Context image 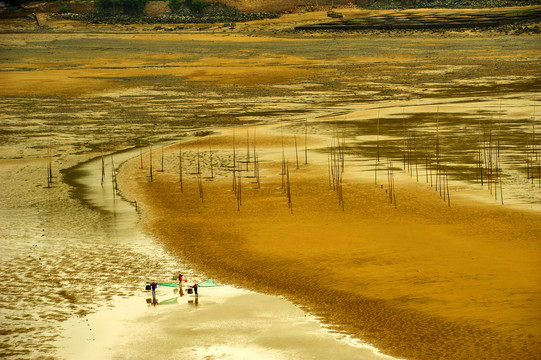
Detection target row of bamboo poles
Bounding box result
[527,109,540,188]
[82,107,538,212]
[374,113,400,208]
[133,124,308,212]
[328,132,345,210]
[383,106,539,207]
[476,117,504,204]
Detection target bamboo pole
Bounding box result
[101,139,105,187]
[281,134,286,192]
[253,126,257,159]
[295,135,299,169]
[160,139,164,172]
[255,152,260,188]
[233,129,237,193]
[47,139,52,188]
[447,173,450,207]
[287,161,293,214]
[403,109,407,171]
[149,144,153,182]
[179,139,183,192]
[429,157,433,187]
[425,157,429,183]
[331,142,336,190]
[414,135,418,182]
[198,173,203,202]
[111,155,116,198]
[376,111,380,163]
[393,172,397,209]
[246,127,250,171]
[443,168,446,202]
[304,118,308,165]
[237,167,242,211]
[375,114,380,185]
[197,145,201,175]
[233,157,237,194]
[435,107,440,192]
[387,161,392,203]
[341,132,345,173]
[209,136,214,179]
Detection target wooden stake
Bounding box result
[304,119,308,165]
[233,129,237,193]
[101,139,105,187]
[149,144,153,182]
[295,135,299,169]
[111,155,116,198]
[197,146,201,175]
[160,140,164,172]
[179,140,183,192]
[47,139,52,188]
[209,136,214,179]
[246,127,250,171]
[447,173,450,207]
[376,111,380,163]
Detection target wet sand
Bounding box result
[57,284,394,360]
[117,126,541,360]
[1,7,541,359]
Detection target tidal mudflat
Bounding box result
[1,8,540,359]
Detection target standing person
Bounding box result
[178,273,183,286]
[193,283,198,297]
[150,281,158,305]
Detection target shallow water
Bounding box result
[1,30,540,359]
[0,151,189,358]
[0,145,395,359]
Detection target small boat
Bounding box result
[327,10,343,19]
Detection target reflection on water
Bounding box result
[0,150,189,359]
[1,93,539,358]
[56,280,396,360]
[0,146,395,360]
[295,97,541,210]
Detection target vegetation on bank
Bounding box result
[95,0,149,16]
[81,0,278,23]
[94,0,213,16]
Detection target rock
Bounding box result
[35,13,49,27]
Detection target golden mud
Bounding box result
[117,128,541,360]
[2,8,541,358]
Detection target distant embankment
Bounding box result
[295,6,541,32]
[203,0,541,12]
[2,0,540,20]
